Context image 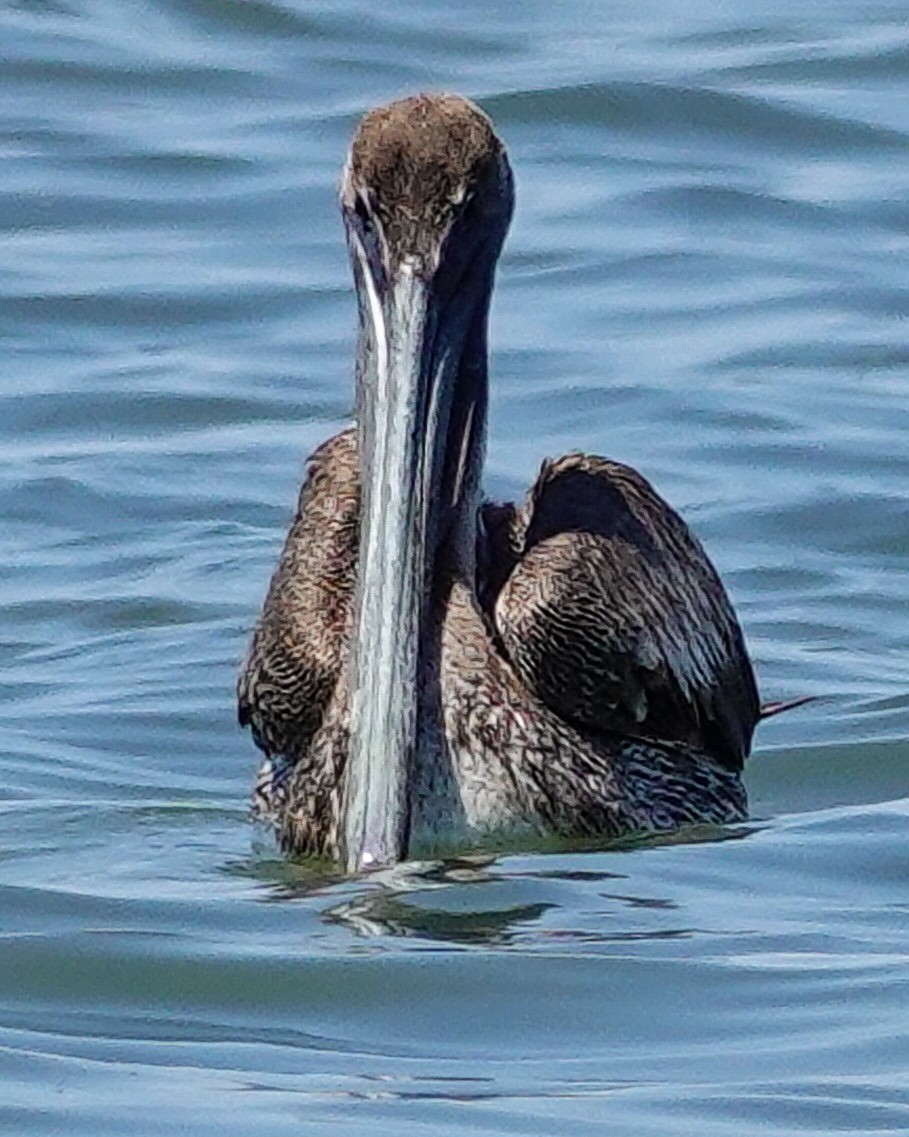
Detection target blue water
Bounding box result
[2,2,908,1134]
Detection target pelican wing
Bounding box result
[490,453,759,771]
[237,428,358,761]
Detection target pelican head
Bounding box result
[339,94,514,871]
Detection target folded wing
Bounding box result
[237,428,358,762]
[489,453,759,772]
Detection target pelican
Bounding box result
[238,92,779,872]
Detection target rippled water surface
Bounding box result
[3,1,909,1134]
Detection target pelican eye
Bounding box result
[354,192,376,236]
[350,191,386,286]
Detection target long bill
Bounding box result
[343,267,449,872]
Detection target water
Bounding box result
[2,1,908,1133]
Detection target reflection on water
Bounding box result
[236,827,760,947]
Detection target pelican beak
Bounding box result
[343,250,488,872]
[343,267,432,871]
[340,133,511,872]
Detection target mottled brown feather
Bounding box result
[493,453,759,771]
[239,428,757,856]
[238,428,357,761]
[347,93,504,265]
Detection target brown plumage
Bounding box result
[347,94,505,268]
[238,428,357,763]
[491,452,757,771]
[238,93,781,870]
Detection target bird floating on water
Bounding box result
[238,92,797,872]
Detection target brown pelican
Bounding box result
[238,92,770,872]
